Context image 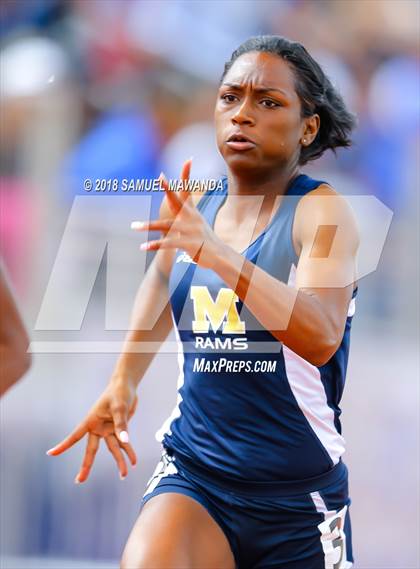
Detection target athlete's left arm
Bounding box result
[289,185,359,364]
[210,185,359,367]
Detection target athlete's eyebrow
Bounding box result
[221,82,290,98]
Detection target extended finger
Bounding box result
[110,400,130,444]
[160,174,184,214]
[179,158,193,203]
[118,396,137,466]
[119,441,137,467]
[131,219,174,233]
[140,238,204,256]
[75,433,100,483]
[140,237,182,252]
[180,157,192,182]
[105,434,128,479]
[46,422,88,456]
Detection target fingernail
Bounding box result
[120,473,126,481]
[189,156,194,162]
[119,430,129,443]
[140,242,150,251]
[74,477,81,484]
[131,221,145,230]
[46,448,54,455]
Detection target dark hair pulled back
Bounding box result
[221,35,357,165]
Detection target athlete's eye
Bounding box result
[261,99,281,109]
[220,94,238,104]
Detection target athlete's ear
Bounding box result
[301,114,320,146]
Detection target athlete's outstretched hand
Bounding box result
[131,159,224,269]
[46,379,138,483]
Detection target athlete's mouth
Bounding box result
[226,133,256,151]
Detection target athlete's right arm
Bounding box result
[111,159,197,388]
[45,194,178,483]
[111,246,175,382]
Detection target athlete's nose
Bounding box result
[231,98,255,126]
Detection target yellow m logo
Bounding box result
[190,286,246,334]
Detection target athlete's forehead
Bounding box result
[221,51,298,101]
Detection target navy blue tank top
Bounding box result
[156,173,357,486]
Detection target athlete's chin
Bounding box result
[223,152,264,173]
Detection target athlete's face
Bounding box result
[214,52,316,175]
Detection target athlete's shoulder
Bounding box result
[293,179,360,258]
[308,182,337,195]
[296,179,357,225]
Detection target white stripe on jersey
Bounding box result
[310,491,337,517]
[311,496,352,569]
[347,297,356,317]
[155,314,185,442]
[143,453,178,497]
[285,264,346,464]
[282,344,346,464]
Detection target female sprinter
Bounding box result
[47,36,358,568]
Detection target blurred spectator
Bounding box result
[0,0,66,37]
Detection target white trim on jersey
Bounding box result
[282,344,346,464]
[284,264,346,465]
[347,297,356,318]
[155,314,185,442]
[310,491,337,517]
[310,494,352,569]
[143,453,178,497]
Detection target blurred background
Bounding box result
[0,0,418,568]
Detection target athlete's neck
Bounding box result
[219,166,300,226]
[226,166,300,197]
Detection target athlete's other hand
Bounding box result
[46,379,138,483]
[131,158,223,269]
